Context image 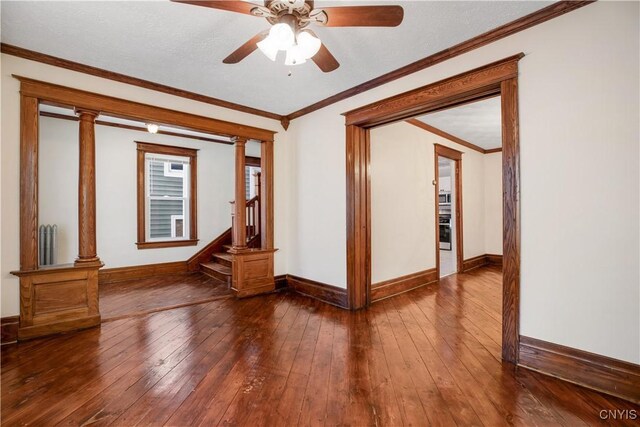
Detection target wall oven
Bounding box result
[439,215,452,250]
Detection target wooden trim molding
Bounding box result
[407,119,496,154]
[344,54,519,127]
[344,54,522,363]
[286,275,348,309]
[40,111,234,145]
[1,43,284,122]
[4,3,592,127]
[288,1,594,120]
[136,141,198,249]
[519,336,640,404]
[462,254,503,272]
[1,316,19,345]
[434,143,464,274]
[14,75,276,142]
[245,156,261,167]
[99,261,188,285]
[371,268,437,302]
[274,274,288,290]
[136,240,199,250]
[485,147,502,154]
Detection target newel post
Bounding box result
[74,108,101,266]
[231,137,247,251]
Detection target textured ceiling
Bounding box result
[417,96,502,150]
[2,1,551,116]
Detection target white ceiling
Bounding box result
[1,1,551,116]
[417,96,502,150]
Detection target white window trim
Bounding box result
[164,161,185,178]
[170,215,185,238]
[145,153,191,242]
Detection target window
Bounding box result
[245,156,261,200]
[136,142,198,249]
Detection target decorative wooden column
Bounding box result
[74,109,101,266]
[11,97,101,340]
[260,139,274,250]
[231,137,248,252]
[229,138,277,298]
[19,95,40,271]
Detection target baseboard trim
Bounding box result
[285,275,348,309]
[99,261,188,285]
[519,336,640,404]
[18,315,101,341]
[486,254,503,266]
[1,316,19,345]
[371,268,438,302]
[462,253,503,272]
[274,274,288,290]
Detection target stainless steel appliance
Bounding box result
[439,215,452,250]
[438,193,451,205]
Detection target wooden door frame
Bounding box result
[434,144,464,277]
[343,53,522,363]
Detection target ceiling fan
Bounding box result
[171,0,404,72]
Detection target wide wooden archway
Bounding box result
[12,76,277,339]
[342,54,523,363]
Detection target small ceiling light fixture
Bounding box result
[146,123,159,134]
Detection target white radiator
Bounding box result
[39,224,58,266]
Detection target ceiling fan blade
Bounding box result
[311,42,340,73]
[320,5,404,27]
[223,30,269,64]
[171,0,263,16]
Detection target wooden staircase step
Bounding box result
[200,262,231,285]
[212,252,233,268]
[223,244,232,251]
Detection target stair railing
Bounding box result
[230,171,261,248]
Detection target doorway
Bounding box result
[435,148,463,278]
[344,54,522,363]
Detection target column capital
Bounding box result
[232,136,248,146]
[74,108,100,120]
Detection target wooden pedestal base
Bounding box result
[230,249,276,298]
[11,264,102,340]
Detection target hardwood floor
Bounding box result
[99,272,233,321]
[2,266,638,426]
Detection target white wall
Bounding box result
[370,122,434,283]
[1,54,290,317]
[484,152,503,255]
[370,121,492,283]
[288,2,639,363]
[39,116,238,267]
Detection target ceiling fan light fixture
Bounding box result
[284,44,307,66]
[296,30,321,59]
[257,37,279,61]
[268,22,295,50]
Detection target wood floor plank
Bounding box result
[2,268,637,426]
[369,300,432,425]
[297,299,336,426]
[389,296,484,426]
[113,296,269,426]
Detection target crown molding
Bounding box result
[2,1,594,129]
[0,43,285,123]
[405,118,498,154]
[286,0,595,121]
